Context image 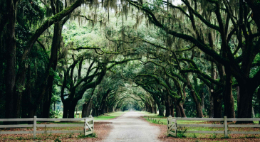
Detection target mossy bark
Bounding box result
[42,21,62,118]
[175,99,186,117]
[82,101,93,118]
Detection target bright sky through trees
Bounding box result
[173,0,182,5]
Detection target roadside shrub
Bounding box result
[78,132,97,138]
[54,138,61,142]
[177,127,187,138]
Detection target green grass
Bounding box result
[36,111,126,124]
[142,112,206,125]
[0,112,125,141]
[139,111,159,116]
[141,111,167,124]
[94,111,126,121]
[145,117,206,125]
[142,112,260,139]
[77,132,97,138]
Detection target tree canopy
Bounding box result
[0,0,260,119]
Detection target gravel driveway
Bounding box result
[102,111,160,142]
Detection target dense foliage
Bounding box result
[0,0,260,119]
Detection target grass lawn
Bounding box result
[142,112,260,139]
[0,111,125,141]
[141,112,205,125]
[94,111,126,121]
[36,111,126,123]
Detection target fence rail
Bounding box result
[0,116,94,138]
[167,116,260,137]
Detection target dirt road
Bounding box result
[103,111,160,142]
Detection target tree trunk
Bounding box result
[175,103,181,117]
[100,90,111,115]
[223,72,235,118]
[68,102,77,118]
[237,83,254,119]
[175,101,186,117]
[213,92,222,118]
[256,88,260,124]
[42,94,52,118]
[26,108,35,124]
[187,76,203,118]
[92,107,98,117]
[195,100,203,118]
[108,107,113,113]
[190,90,203,118]
[165,105,170,117]
[158,105,164,116]
[211,62,223,118]
[179,103,186,117]
[82,100,92,117]
[153,103,157,114]
[201,93,204,110]
[148,104,152,113]
[237,86,240,115]
[21,95,28,118]
[145,103,148,112]
[5,0,17,118]
[14,67,27,118]
[0,50,4,117]
[62,100,69,118]
[21,66,33,119]
[170,101,174,117]
[208,61,216,118]
[151,103,155,113]
[151,94,163,115]
[208,87,214,118]
[101,103,107,114]
[106,106,109,113]
[252,107,255,118]
[42,79,53,118]
[165,97,170,117]
[63,99,78,118]
[42,21,62,118]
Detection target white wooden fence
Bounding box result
[167,116,260,137]
[0,115,94,138]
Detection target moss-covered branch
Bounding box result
[71,46,125,55]
[135,74,179,98]
[127,0,230,67]
[181,0,220,31]
[22,0,83,61]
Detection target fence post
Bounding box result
[167,115,172,136]
[84,118,87,136]
[89,115,94,133]
[174,118,177,137]
[224,116,228,137]
[33,116,37,139]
